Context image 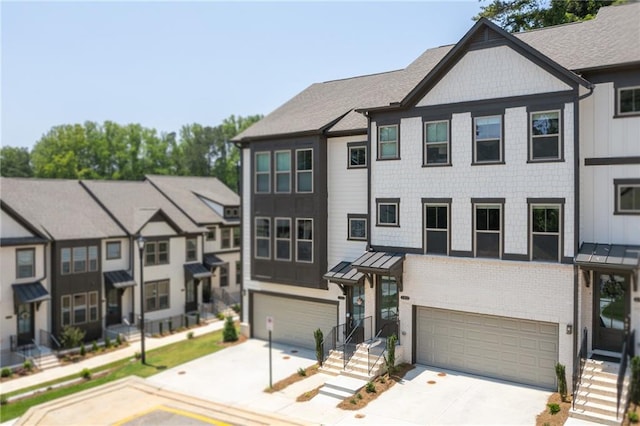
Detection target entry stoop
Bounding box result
[570,358,628,426]
[318,375,367,400]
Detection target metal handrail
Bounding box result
[374,319,401,344]
[617,329,634,419]
[572,327,588,410]
[368,344,387,376]
[341,316,372,368]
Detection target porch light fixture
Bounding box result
[137,235,146,364]
[356,297,364,306]
[566,324,573,335]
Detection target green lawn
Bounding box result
[0,328,237,422]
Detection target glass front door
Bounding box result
[347,284,365,341]
[17,303,34,346]
[106,287,122,326]
[185,279,197,313]
[377,276,399,338]
[594,272,629,352]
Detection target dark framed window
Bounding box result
[296,218,313,263]
[73,293,87,324]
[106,241,121,260]
[88,291,99,322]
[530,204,561,262]
[618,87,640,115]
[379,276,398,320]
[255,217,271,259]
[255,152,270,193]
[16,248,35,279]
[61,295,71,326]
[145,240,170,266]
[186,237,197,261]
[61,248,71,275]
[221,228,231,249]
[73,247,87,273]
[424,120,449,165]
[530,110,560,161]
[296,149,313,193]
[348,214,367,241]
[348,143,367,168]
[144,280,170,312]
[233,227,240,247]
[378,125,399,160]
[424,204,449,255]
[615,179,640,214]
[275,218,291,261]
[236,260,241,285]
[219,264,229,287]
[206,227,216,241]
[275,150,291,193]
[88,246,98,271]
[474,115,502,163]
[376,199,399,227]
[474,204,502,258]
[224,207,240,219]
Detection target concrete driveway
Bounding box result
[147,339,552,425]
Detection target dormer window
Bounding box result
[224,206,240,219]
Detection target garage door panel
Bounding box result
[252,293,336,350]
[416,306,558,389]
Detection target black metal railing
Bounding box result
[368,321,400,376]
[572,327,588,410]
[617,329,635,419]
[321,326,337,365]
[39,329,61,351]
[341,316,373,368]
[373,320,401,345]
[144,314,199,335]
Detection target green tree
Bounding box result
[474,0,626,32]
[0,146,33,177]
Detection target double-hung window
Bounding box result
[296,219,313,262]
[376,199,399,227]
[233,227,240,247]
[145,280,170,312]
[348,143,367,168]
[219,264,228,287]
[275,151,291,193]
[61,295,71,326]
[424,120,449,165]
[89,291,99,322]
[255,152,270,193]
[474,203,502,258]
[378,125,399,160]
[206,227,216,241]
[474,116,502,163]
[221,228,231,249]
[186,237,197,261]
[73,247,87,273]
[61,248,71,274]
[145,240,170,266]
[424,203,449,255]
[296,149,313,192]
[275,218,291,261]
[73,293,87,324]
[235,260,241,284]
[530,204,561,262]
[615,179,640,214]
[255,217,271,259]
[530,110,561,161]
[88,246,98,271]
[16,248,35,279]
[618,87,640,115]
[347,214,367,241]
[106,241,121,259]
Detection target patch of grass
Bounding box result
[264,364,319,393]
[0,327,243,422]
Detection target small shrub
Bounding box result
[356,393,362,400]
[223,316,238,342]
[187,331,194,340]
[216,312,225,321]
[1,368,12,378]
[59,325,86,349]
[23,360,33,371]
[547,403,560,415]
[365,381,376,393]
[134,351,141,360]
[0,394,7,405]
[297,367,307,377]
[384,334,398,374]
[629,411,639,424]
[116,334,122,346]
[378,376,386,384]
[350,398,357,405]
[314,328,323,367]
[555,362,568,402]
[79,345,86,356]
[80,368,91,380]
[92,341,98,352]
[232,304,241,313]
[104,336,112,349]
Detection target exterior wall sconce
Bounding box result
[566,324,573,335]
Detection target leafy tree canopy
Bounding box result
[0,146,33,177]
[474,0,629,32]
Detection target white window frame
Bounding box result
[377,200,399,227]
[296,148,313,193]
[616,180,640,214]
[106,241,121,260]
[16,248,35,279]
[530,204,561,262]
[61,295,71,326]
[274,217,292,261]
[72,247,87,273]
[254,217,271,259]
[424,203,449,255]
[88,291,99,322]
[473,204,502,258]
[274,150,291,193]
[296,218,314,263]
[530,110,561,161]
[254,151,271,193]
[61,248,71,275]
[348,144,367,168]
[474,115,502,164]
[145,280,170,312]
[424,120,450,165]
[221,228,232,249]
[618,86,640,116]
[73,293,87,325]
[88,245,98,272]
[186,237,197,261]
[378,124,399,160]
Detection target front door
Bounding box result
[347,284,365,342]
[594,272,630,352]
[376,275,399,338]
[185,279,198,313]
[17,303,34,346]
[106,287,122,326]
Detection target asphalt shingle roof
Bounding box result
[0,178,126,240]
[235,3,640,141]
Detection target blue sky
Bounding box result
[1,1,482,150]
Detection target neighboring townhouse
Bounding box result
[0,178,128,350]
[233,1,640,397]
[146,175,242,306]
[81,180,210,326]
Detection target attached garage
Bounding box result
[415,306,558,389]
[251,292,338,350]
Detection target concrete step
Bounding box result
[569,409,622,426]
[318,375,367,400]
[575,389,619,408]
[37,355,61,370]
[572,398,619,418]
[317,387,353,400]
[578,381,620,398]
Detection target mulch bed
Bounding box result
[337,363,415,410]
[535,392,571,426]
[264,363,320,393]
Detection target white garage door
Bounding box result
[415,306,558,389]
[252,293,337,350]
